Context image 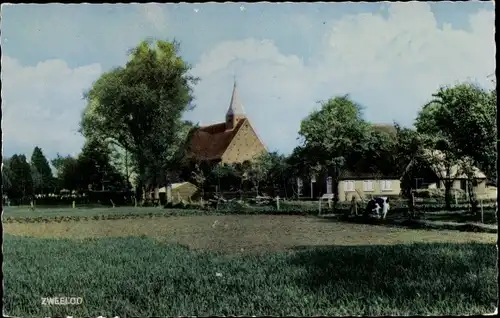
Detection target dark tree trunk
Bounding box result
[467,179,478,214]
[444,181,453,211]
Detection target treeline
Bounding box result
[3,140,131,205]
[2,39,496,213]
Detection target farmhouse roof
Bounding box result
[371,123,397,136]
[186,118,247,161]
[340,170,400,180]
[420,149,487,179]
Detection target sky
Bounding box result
[1,2,496,161]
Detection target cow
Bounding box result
[365,197,390,219]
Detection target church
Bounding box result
[186,81,267,165]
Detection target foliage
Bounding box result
[299,96,369,169]
[298,96,374,200]
[81,39,199,195]
[51,155,80,191]
[2,158,13,192]
[4,154,33,199]
[30,146,55,193]
[77,138,126,191]
[348,125,398,175]
[415,83,496,211]
[416,83,496,180]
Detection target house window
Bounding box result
[363,180,374,192]
[460,179,467,190]
[381,180,393,191]
[344,180,355,192]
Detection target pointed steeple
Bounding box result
[226,79,245,116]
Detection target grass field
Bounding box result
[3,214,498,316]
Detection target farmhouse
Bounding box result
[298,171,401,202]
[186,81,267,164]
[404,150,489,197]
[336,171,401,201]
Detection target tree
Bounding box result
[108,142,134,190]
[30,146,54,194]
[2,158,13,195]
[348,125,398,176]
[77,138,126,191]
[298,95,370,201]
[81,39,199,201]
[246,155,271,196]
[415,83,496,211]
[31,164,43,194]
[7,154,33,200]
[395,125,427,217]
[51,155,80,192]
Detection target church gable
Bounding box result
[186,80,266,164]
[186,120,245,161]
[221,120,267,163]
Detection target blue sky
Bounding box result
[1,2,495,161]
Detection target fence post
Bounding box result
[318,198,321,215]
[276,196,280,211]
[480,200,484,223]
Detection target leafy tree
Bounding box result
[415,83,496,211]
[77,138,126,191]
[30,146,54,194]
[298,95,370,201]
[416,83,496,180]
[6,154,33,199]
[210,163,236,195]
[107,142,134,190]
[81,39,199,201]
[30,164,43,194]
[2,158,13,194]
[247,153,274,195]
[348,125,398,176]
[51,155,80,191]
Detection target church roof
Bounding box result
[226,81,245,116]
[186,118,247,161]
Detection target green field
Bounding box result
[3,235,497,316]
[3,212,498,316]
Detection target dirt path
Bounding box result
[4,215,496,253]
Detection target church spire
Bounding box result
[227,79,245,116]
[225,79,246,130]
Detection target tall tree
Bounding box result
[298,95,370,200]
[415,83,496,211]
[30,146,54,194]
[51,155,80,191]
[416,83,496,180]
[2,158,13,195]
[80,39,199,201]
[7,154,33,199]
[77,138,125,191]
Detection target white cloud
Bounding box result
[2,3,495,158]
[189,3,495,154]
[140,3,169,31]
[2,56,102,158]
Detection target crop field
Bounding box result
[3,213,498,316]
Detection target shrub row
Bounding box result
[165,200,495,213]
[2,209,316,223]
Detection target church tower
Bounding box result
[225,80,246,130]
